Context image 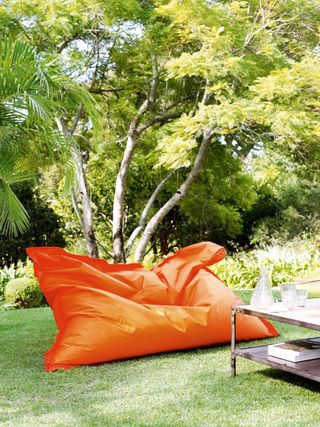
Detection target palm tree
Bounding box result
[0,38,98,239]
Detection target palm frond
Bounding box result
[35,66,54,97]
[52,75,101,131]
[0,178,30,236]
[0,124,24,155]
[24,93,56,121]
[0,160,34,236]
[0,39,57,105]
[0,103,26,125]
[0,37,99,236]
[62,154,76,194]
[0,38,36,68]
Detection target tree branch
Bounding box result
[112,52,160,262]
[201,78,211,105]
[56,34,81,53]
[95,238,113,258]
[90,87,125,94]
[70,187,84,230]
[55,116,70,135]
[69,105,83,135]
[244,6,302,49]
[134,128,215,262]
[125,166,184,257]
[149,52,158,105]
[137,111,182,134]
[130,52,159,131]
[56,117,99,258]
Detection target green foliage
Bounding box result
[249,56,320,169]
[247,152,320,246]
[83,134,258,258]
[176,144,257,247]
[0,265,21,300]
[4,277,42,308]
[3,0,144,51]
[1,0,319,263]
[0,184,66,267]
[0,35,101,238]
[0,259,34,302]
[156,0,320,178]
[0,38,55,235]
[213,239,320,290]
[0,38,63,235]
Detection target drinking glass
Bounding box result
[296,289,308,308]
[281,283,297,309]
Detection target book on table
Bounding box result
[268,337,320,362]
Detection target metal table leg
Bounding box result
[231,306,237,376]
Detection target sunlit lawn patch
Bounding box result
[1,291,320,427]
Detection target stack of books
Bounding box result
[268,337,320,362]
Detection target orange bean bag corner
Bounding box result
[26,242,278,371]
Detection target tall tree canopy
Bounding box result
[2,0,319,262]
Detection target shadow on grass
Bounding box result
[260,368,320,391]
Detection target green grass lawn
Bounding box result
[1,291,320,427]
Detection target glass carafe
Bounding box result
[250,266,274,309]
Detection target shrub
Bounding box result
[0,265,16,299]
[4,278,43,308]
[212,238,320,289]
[0,260,35,301]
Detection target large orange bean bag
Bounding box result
[27,242,277,371]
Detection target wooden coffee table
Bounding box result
[231,298,320,382]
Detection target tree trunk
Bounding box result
[125,166,183,258]
[72,147,99,258]
[111,53,187,263]
[56,118,99,258]
[112,132,137,263]
[134,129,214,263]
